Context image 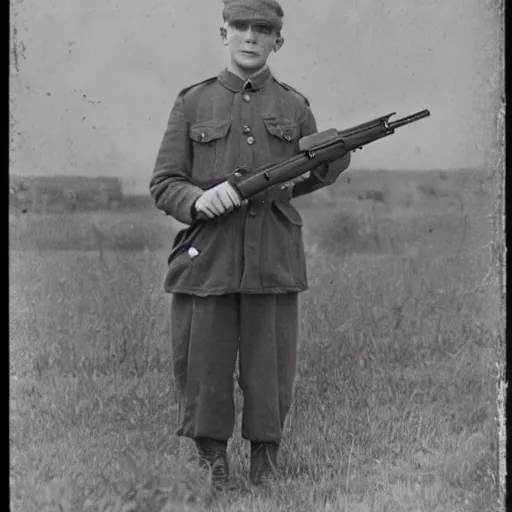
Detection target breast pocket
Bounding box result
[189,120,231,182]
[263,118,300,158]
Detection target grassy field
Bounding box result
[9,170,505,511]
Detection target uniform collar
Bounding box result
[218,66,272,92]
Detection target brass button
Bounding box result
[234,171,242,179]
[247,136,255,145]
[284,135,292,142]
[243,125,251,134]
[243,93,251,102]
[200,132,206,140]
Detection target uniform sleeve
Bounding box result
[149,95,204,225]
[292,105,351,199]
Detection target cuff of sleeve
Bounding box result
[190,200,198,223]
[157,186,204,225]
[181,188,204,225]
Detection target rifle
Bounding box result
[225,109,430,200]
[192,109,430,222]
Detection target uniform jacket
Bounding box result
[150,67,349,296]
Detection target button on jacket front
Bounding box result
[150,67,341,296]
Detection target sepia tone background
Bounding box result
[11,0,502,193]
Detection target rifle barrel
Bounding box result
[388,109,430,130]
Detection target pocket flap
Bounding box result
[263,118,299,142]
[189,120,231,143]
[272,200,304,226]
[167,224,202,265]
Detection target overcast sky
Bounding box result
[11,0,502,193]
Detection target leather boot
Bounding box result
[194,438,229,489]
[250,442,279,485]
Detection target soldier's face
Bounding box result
[222,21,283,73]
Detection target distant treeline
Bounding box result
[10,175,124,213]
[10,169,490,214]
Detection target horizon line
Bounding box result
[10,167,488,180]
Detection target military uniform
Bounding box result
[151,68,346,295]
[149,0,350,486]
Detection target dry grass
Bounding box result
[9,171,504,511]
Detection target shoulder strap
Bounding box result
[178,76,217,97]
[273,78,310,107]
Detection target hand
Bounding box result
[194,181,241,219]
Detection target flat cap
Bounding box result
[222,0,284,32]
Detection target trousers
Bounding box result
[170,292,299,443]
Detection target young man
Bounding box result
[150,0,350,489]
